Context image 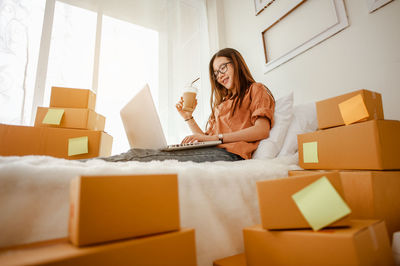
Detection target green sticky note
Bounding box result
[68,136,88,156]
[303,142,318,163]
[42,109,64,125]
[292,176,351,231]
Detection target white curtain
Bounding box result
[159,0,211,144]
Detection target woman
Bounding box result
[176,48,274,160]
[102,48,275,162]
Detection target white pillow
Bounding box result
[252,91,293,159]
[278,102,318,157]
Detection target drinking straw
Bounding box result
[191,77,200,86]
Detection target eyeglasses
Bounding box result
[213,62,231,79]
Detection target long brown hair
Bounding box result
[208,48,255,124]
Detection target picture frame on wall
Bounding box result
[261,0,305,66]
[254,0,275,16]
[261,0,349,74]
[366,0,393,13]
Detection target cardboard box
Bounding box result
[298,120,400,170]
[50,87,96,110]
[213,254,246,266]
[289,170,400,240]
[0,124,112,160]
[243,220,394,266]
[69,174,180,246]
[316,89,384,129]
[257,172,350,230]
[35,107,105,131]
[0,228,197,266]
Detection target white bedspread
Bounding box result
[0,154,300,266]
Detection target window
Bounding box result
[97,15,159,155]
[1,1,159,156]
[0,0,45,125]
[43,1,97,107]
[1,0,208,157]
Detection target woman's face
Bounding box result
[213,56,234,90]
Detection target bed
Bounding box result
[0,93,318,266]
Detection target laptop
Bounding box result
[120,84,221,151]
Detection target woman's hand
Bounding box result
[181,134,218,144]
[175,97,197,120]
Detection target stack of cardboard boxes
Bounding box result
[214,89,398,266]
[0,174,197,265]
[0,87,113,159]
[294,89,400,240]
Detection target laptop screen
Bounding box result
[120,84,167,149]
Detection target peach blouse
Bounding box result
[206,82,275,159]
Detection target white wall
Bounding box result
[213,0,400,120]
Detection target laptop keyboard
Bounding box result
[163,140,222,151]
[169,142,205,148]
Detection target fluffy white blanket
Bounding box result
[0,154,300,266]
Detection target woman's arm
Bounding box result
[175,97,204,135]
[219,117,270,143]
[185,118,204,135]
[181,117,270,144]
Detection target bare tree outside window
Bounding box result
[0,0,45,125]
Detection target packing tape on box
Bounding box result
[369,225,378,251]
[393,232,400,265]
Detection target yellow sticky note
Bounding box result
[292,176,351,231]
[303,142,318,163]
[338,94,369,125]
[68,136,88,156]
[42,109,64,125]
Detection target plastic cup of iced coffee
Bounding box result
[182,85,198,112]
